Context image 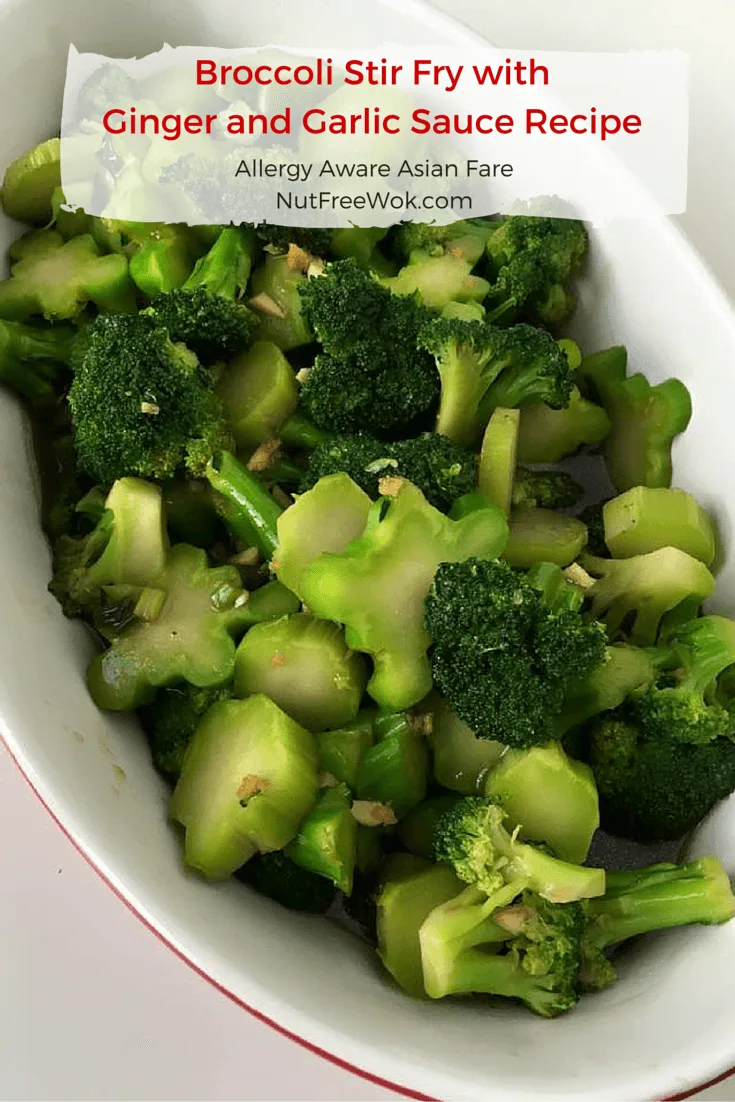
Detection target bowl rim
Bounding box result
[4,0,735,1097]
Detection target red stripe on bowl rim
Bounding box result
[2,732,733,1102]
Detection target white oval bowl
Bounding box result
[3,1,735,1098]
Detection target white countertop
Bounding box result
[3,2,735,1099]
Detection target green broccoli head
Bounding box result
[254,225,333,255]
[587,712,735,841]
[69,313,233,486]
[426,558,607,748]
[0,316,75,411]
[484,216,588,327]
[297,259,439,437]
[301,431,477,512]
[235,849,336,913]
[392,218,492,262]
[147,227,257,365]
[511,467,583,511]
[138,681,232,781]
[418,316,575,447]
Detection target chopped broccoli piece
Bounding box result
[517,388,611,463]
[49,187,92,240]
[398,796,462,860]
[418,317,574,447]
[504,508,588,568]
[578,502,609,557]
[587,712,735,841]
[301,432,477,513]
[0,232,136,321]
[512,468,584,511]
[392,219,493,262]
[138,682,233,782]
[249,254,314,351]
[576,345,628,404]
[426,559,606,748]
[581,857,735,990]
[484,216,588,327]
[478,407,519,516]
[91,220,201,297]
[234,613,368,732]
[86,543,253,711]
[384,250,490,311]
[162,479,221,549]
[428,694,504,795]
[484,742,599,863]
[255,226,332,255]
[205,450,283,559]
[216,340,299,451]
[316,713,375,790]
[285,782,357,894]
[69,314,232,486]
[147,227,257,364]
[300,481,508,711]
[356,712,429,820]
[581,547,715,646]
[433,796,604,902]
[420,882,586,1016]
[603,486,716,565]
[1,137,61,224]
[298,259,439,437]
[0,316,74,410]
[601,374,692,492]
[169,694,317,880]
[236,849,336,913]
[556,643,663,736]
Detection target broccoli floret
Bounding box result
[86,543,254,711]
[391,219,493,262]
[255,226,333,255]
[69,313,233,486]
[580,858,735,991]
[297,259,439,437]
[170,694,318,880]
[301,432,477,512]
[556,642,664,736]
[0,317,74,410]
[418,317,575,447]
[419,882,586,1017]
[0,232,136,321]
[433,796,604,902]
[587,713,735,841]
[147,227,257,364]
[299,480,508,712]
[138,682,232,782]
[236,849,336,913]
[578,503,609,557]
[512,468,583,511]
[628,616,735,745]
[484,216,588,327]
[426,559,606,748]
[581,548,715,646]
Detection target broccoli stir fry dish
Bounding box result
[4,136,735,1020]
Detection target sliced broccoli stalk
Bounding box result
[556,643,662,736]
[581,547,715,646]
[384,251,490,310]
[162,479,221,549]
[285,782,357,894]
[377,857,464,998]
[234,613,367,732]
[0,316,74,409]
[601,375,692,491]
[249,254,313,350]
[603,486,716,565]
[511,468,583,511]
[577,345,627,404]
[205,450,283,559]
[9,227,64,263]
[433,796,605,902]
[169,695,318,880]
[419,883,585,1016]
[503,508,588,568]
[300,481,508,711]
[147,227,257,364]
[441,300,486,322]
[217,340,299,450]
[86,544,253,710]
[50,187,93,239]
[279,411,331,450]
[517,387,611,463]
[478,407,519,516]
[92,220,200,296]
[398,795,461,860]
[330,226,390,269]
[138,682,232,782]
[356,712,429,819]
[428,694,504,795]
[1,137,61,223]
[0,233,136,321]
[484,742,599,863]
[316,712,375,789]
[274,472,372,599]
[588,713,735,841]
[49,477,168,619]
[238,580,301,625]
[236,850,336,913]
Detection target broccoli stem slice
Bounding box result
[237,580,300,626]
[182,225,254,299]
[1,137,61,224]
[586,857,735,949]
[206,451,282,559]
[603,486,716,566]
[217,340,299,451]
[602,374,692,492]
[356,712,429,820]
[517,388,611,464]
[478,407,519,517]
[285,782,357,894]
[428,694,504,795]
[279,412,331,450]
[398,796,462,860]
[316,713,375,789]
[503,508,588,569]
[249,254,313,351]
